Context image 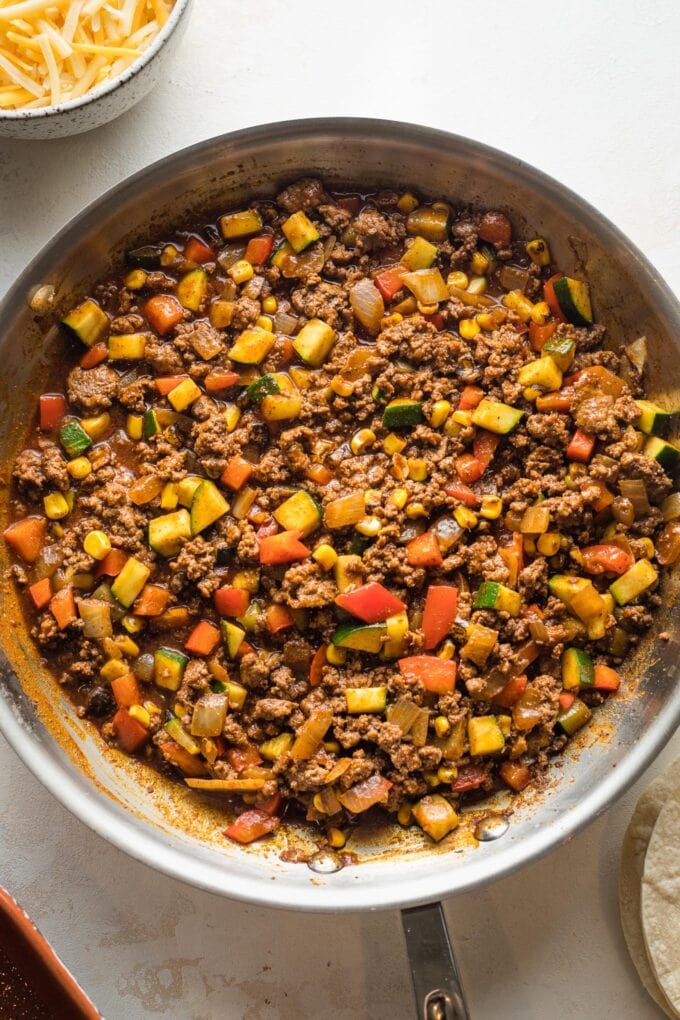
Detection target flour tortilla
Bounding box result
[642,775,680,1017]
[619,756,680,1018]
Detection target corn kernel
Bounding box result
[437,640,456,661]
[502,290,533,321]
[393,295,417,316]
[443,418,463,437]
[454,506,478,529]
[143,700,161,715]
[126,414,143,441]
[405,502,428,519]
[115,634,140,657]
[100,659,129,682]
[326,645,346,665]
[397,803,413,826]
[497,714,512,736]
[83,529,111,560]
[224,404,241,432]
[380,313,403,329]
[228,259,254,284]
[383,432,406,456]
[81,413,111,441]
[523,537,537,556]
[313,543,338,571]
[323,740,341,754]
[476,308,507,331]
[459,318,480,340]
[437,765,459,784]
[173,703,184,718]
[537,532,561,556]
[447,271,469,290]
[331,375,354,397]
[417,301,438,316]
[255,315,273,332]
[124,269,147,290]
[261,295,278,314]
[640,537,655,559]
[350,428,377,455]
[470,251,490,276]
[51,523,64,538]
[429,400,451,428]
[67,456,91,480]
[523,386,543,402]
[452,410,473,426]
[365,488,381,506]
[327,827,347,849]
[390,488,409,510]
[434,715,451,738]
[391,453,410,481]
[530,301,551,325]
[397,191,419,214]
[525,238,551,267]
[424,770,441,788]
[209,300,235,329]
[129,704,151,728]
[122,614,145,634]
[160,244,179,267]
[44,492,70,520]
[480,495,503,520]
[467,276,488,295]
[355,515,382,537]
[407,458,429,482]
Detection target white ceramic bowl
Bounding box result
[0,0,192,140]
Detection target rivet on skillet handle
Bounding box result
[401,902,470,1020]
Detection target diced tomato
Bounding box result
[305,463,333,486]
[593,664,621,692]
[559,692,576,711]
[49,586,76,630]
[224,809,279,844]
[96,548,128,577]
[398,656,457,694]
[566,428,596,462]
[227,745,262,773]
[256,517,279,539]
[158,741,209,778]
[374,265,408,302]
[444,482,478,508]
[499,760,531,792]
[455,453,484,485]
[458,385,485,411]
[535,388,574,413]
[220,455,254,491]
[270,336,295,369]
[133,584,170,616]
[185,621,221,656]
[529,320,557,352]
[204,370,240,393]
[543,274,566,322]
[3,517,46,563]
[236,640,256,659]
[39,393,67,431]
[499,533,524,589]
[335,194,362,215]
[144,294,184,336]
[422,585,458,650]
[588,481,615,513]
[335,582,406,624]
[79,343,108,369]
[258,530,310,565]
[472,429,500,471]
[155,375,187,395]
[258,791,282,816]
[309,644,327,687]
[111,671,142,709]
[450,764,488,793]
[244,235,274,265]
[184,236,215,264]
[265,603,295,634]
[28,577,52,610]
[424,312,445,330]
[493,673,528,709]
[406,531,443,568]
[580,544,634,576]
[214,586,250,617]
[112,708,149,754]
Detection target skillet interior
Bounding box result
[0,119,679,912]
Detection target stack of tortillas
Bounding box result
[619,755,680,1018]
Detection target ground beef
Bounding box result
[276,177,327,213]
[67,364,119,412]
[353,207,406,252]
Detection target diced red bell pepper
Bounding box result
[493,673,528,709]
[566,428,596,462]
[204,370,240,393]
[28,577,52,610]
[270,336,295,369]
[237,641,256,663]
[184,236,215,264]
[214,586,250,617]
[529,320,557,352]
[258,530,310,565]
[79,343,108,369]
[227,745,262,772]
[50,586,77,630]
[265,603,295,634]
[406,531,443,568]
[374,265,408,302]
[535,388,574,413]
[593,664,621,692]
[335,581,406,624]
[309,644,327,687]
[543,274,567,322]
[335,194,362,215]
[224,809,279,844]
[398,656,457,694]
[112,708,149,754]
[479,211,512,246]
[158,741,209,778]
[473,429,500,471]
[133,584,170,616]
[258,791,282,816]
[444,482,478,508]
[96,548,128,577]
[450,764,488,793]
[220,455,254,491]
[185,621,221,656]
[244,235,274,265]
[580,544,634,576]
[424,312,445,330]
[3,517,46,563]
[155,375,188,395]
[111,671,143,709]
[144,294,184,336]
[39,393,67,431]
[559,692,576,711]
[422,585,458,650]
[458,385,485,411]
[588,481,615,513]
[499,533,524,589]
[455,453,484,485]
[499,761,531,792]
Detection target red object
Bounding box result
[79,342,108,369]
[473,429,500,471]
[245,235,274,265]
[224,809,279,844]
[28,577,52,610]
[3,517,46,563]
[374,266,407,302]
[398,656,457,694]
[450,764,488,793]
[270,336,295,368]
[335,581,406,624]
[159,741,209,778]
[204,369,240,392]
[133,584,170,616]
[144,294,184,336]
[559,692,576,711]
[49,586,76,630]
[478,211,512,247]
[236,640,256,659]
[588,481,615,513]
[543,274,567,322]
[455,452,484,485]
[220,455,254,491]
[309,644,327,687]
[111,672,142,709]
[581,544,634,576]
[227,745,262,773]
[335,194,362,215]
[265,603,295,634]
[184,236,215,264]
[39,393,67,431]
[185,620,221,656]
[112,708,149,753]
[499,533,524,588]
[535,388,574,413]
[499,761,531,792]
[406,531,443,568]
[493,673,528,708]
[256,517,279,539]
[529,320,557,352]
[96,548,127,577]
[259,791,283,816]
[422,585,458,650]
[424,312,445,330]
[155,375,187,395]
[214,586,250,617]
[258,530,310,565]
[566,428,596,462]
[458,385,485,411]
[444,482,478,508]
[593,664,621,691]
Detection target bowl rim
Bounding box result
[0,0,191,121]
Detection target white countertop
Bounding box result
[1,1,679,1016]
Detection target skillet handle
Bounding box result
[401,902,470,1020]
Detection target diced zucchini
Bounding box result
[635,399,675,437]
[557,697,592,736]
[609,559,658,606]
[380,611,409,659]
[176,268,208,312]
[154,647,188,692]
[518,356,563,392]
[345,686,387,713]
[406,206,450,242]
[259,732,294,760]
[61,299,109,347]
[473,581,521,617]
[548,574,590,606]
[164,717,201,753]
[232,568,260,593]
[190,480,230,536]
[468,716,505,755]
[292,318,336,367]
[224,680,248,710]
[552,276,593,327]
[273,491,321,537]
[331,621,386,653]
[471,399,524,434]
[334,554,362,593]
[542,335,576,372]
[382,399,423,429]
[561,647,594,690]
[58,420,92,458]
[221,619,246,658]
[219,209,263,239]
[126,245,162,269]
[143,409,160,440]
[148,509,192,556]
[168,378,202,412]
[643,435,680,470]
[247,373,281,402]
[176,476,204,508]
[270,240,293,268]
[282,211,320,253]
[111,557,151,608]
[228,326,276,364]
[261,391,302,422]
[108,333,147,360]
[401,236,438,271]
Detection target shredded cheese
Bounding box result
[0,0,174,109]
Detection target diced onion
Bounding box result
[661,492,680,521]
[350,278,385,335]
[512,686,549,732]
[190,694,228,738]
[528,619,549,643]
[217,243,246,271]
[657,521,680,566]
[624,336,648,374]
[77,598,112,639]
[337,774,392,813]
[499,265,530,293]
[388,697,421,735]
[134,653,155,683]
[325,491,365,529]
[273,309,299,334]
[313,786,342,815]
[402,268,449,305]
[460,624,498,668]
[430,516,464,553]
[520,505,550,535]
[34,543,63,580]
[290,708,333,761]
[619,478,650,516]
[410,708,429,747]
